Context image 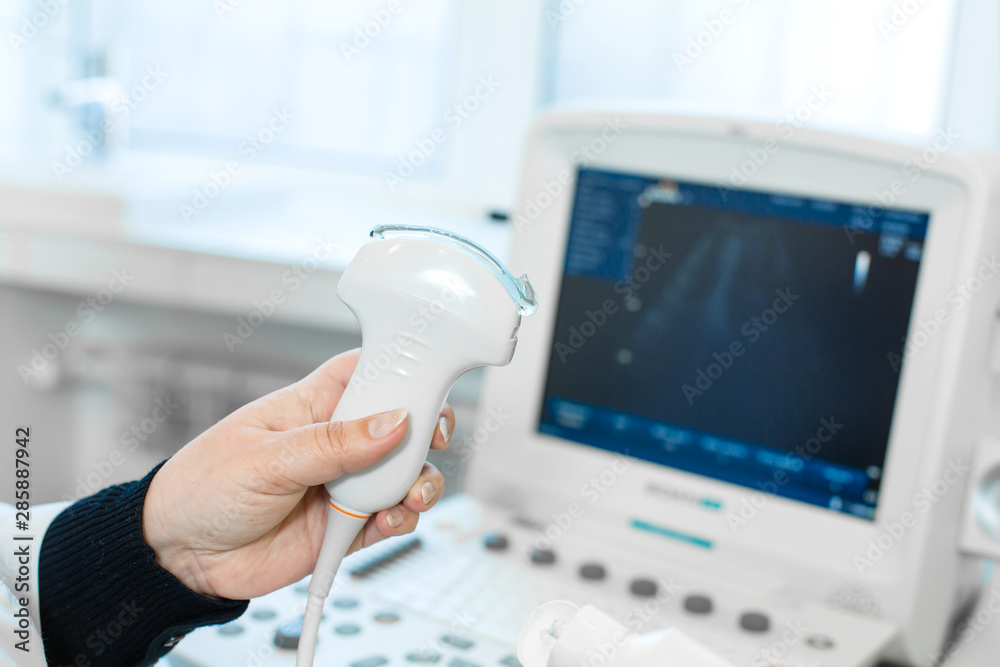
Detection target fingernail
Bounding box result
[386,508,403,527]
[438,417,451,444]
[421,481,436,505]
[369,408,408,438]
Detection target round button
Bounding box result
[530,549,556,565]
[374,611,401,624]
[683,595,714,615]
[218,623,244,636]
[806,635,836,650]
[251,608,277,621]
[483,532,509,551]
[406,651,441,663]
[332,597,360,609]
[579,563,607,580]
[274,619,303,649]
[351,657,388,667]
[630,578,658,597]
[335,623,362,636]
[739,612,771,633]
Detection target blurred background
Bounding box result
[1,0,998,505]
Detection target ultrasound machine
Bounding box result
[170,113,1000,667]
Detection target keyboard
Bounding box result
[166,494,897,667]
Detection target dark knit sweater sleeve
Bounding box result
[38,461,249,666]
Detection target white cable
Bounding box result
[295,507,368,667]
[296,593,324,667]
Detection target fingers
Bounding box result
[430,404,455,451]
[376,504,420,536]
[401,462,443,513]
[346,463,445,552]
[240,350,362,432]
[268,350,459,449]
[291,349,363,423]
[352,505,419,552]
[277,408,408,488]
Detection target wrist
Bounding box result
[142,470,214,597]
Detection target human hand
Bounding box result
[141,349,453,600]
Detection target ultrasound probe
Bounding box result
[296,225,536,666]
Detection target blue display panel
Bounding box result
[538,168,931,520]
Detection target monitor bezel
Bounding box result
[467,112,986,602]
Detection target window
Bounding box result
[1,0,992,240]
[1,0,543,221]
[544,0,960,142]
[116,0,458,172]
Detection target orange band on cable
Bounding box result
[329,499,371,520]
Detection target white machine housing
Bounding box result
[469,111,1000,665]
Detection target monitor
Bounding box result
[538,167,930,522]
[468,112,1000,664]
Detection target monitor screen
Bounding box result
[538,167,931,521]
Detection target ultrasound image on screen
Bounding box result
[538,169,930,520]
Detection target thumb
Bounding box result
[276,408,409,488]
